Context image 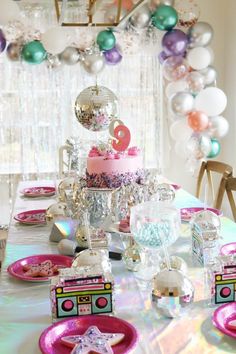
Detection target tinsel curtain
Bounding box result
[0,1,165,185]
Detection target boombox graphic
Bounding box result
[51,274,113,320]
[214,265,236,304]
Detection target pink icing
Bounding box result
[88,146,101,157]
[105,152,115,160]
[87,155,142,174]
[128,146,140,156]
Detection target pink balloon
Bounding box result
[187,111,209,132]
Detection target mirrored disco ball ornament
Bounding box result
[152,269,194,318]
[154,183,175,203]
[75,86,118,131]
[122,242,142,272]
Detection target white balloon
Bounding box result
[195,87,227,116]
[187,47,212,70]
[208,116,229,139]
[170,119,193,141]
[41,27,69,55]
[165,80,189,98]
[0,0,20,25]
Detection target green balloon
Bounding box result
[96,30,116,51]
[152,4,178,31]
[207,139,221,158]
[22,41,47,64]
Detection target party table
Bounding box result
[0,180,236,354]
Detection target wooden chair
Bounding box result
[196,161,233,210]
[224,177,236,221]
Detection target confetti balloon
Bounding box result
[97,30,116,51]
[175,0,200,29]
[152,4,178,31]
[186,71,205,95]
[74,86,118,131]
[187,111,209,132]
[187,134,211,159]
[21,41,47,64]
[163,55,190,81]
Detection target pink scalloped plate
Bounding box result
[213,302,236,339]
[14,209,47,225]
[171,184,181,190]
[39,315,139,354]
[21,186,56,197]
[220,242,236,256]
[180,207,222,221]
[7,254,72,282]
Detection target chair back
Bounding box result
[196,161,233,210]
[225,176,236,221]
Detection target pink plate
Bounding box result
[220,242,236,256]
[7,254,72,282]
[14,209,47,225]
[21,186,56,197]
[39,315,138,354]
[171,184,181,190]
[180,207,222,221]
[212,302,236,339]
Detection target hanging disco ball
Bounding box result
[74,86,118,131]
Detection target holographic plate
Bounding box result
[180,207,222,221]
[39,315,138,354]
[7,254,72,282]
[14,209,46,225]
[220,242,236,256]
[213,302,236,339]
[21,186,56,197]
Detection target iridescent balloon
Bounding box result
[74,86,118,131]
[6,41,23,61]
[60,46,80,65]
[163,55,190,81]
[104,46,122,65]
[82,52,105,75]
[207,116,229,139]
[207,139,221,158]
[170,92,194,116]
[0,29,6,53]
[130,5,151,29]
[188,22,214,48]
[186,71,205,95]
[21,41,47,64]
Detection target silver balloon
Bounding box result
[130,5,151,29]
[170,92,194,116]
[47,53,62,69]
[207,116,229,139]
[186,71,205,95]
[82,52,105,75]
[75,85,118,131]
[60,46,80,65]
[161,0,175,5]
[200,65,217,86]
[152,269,194,318]
[6,41,23,61]
[188,22,214,48]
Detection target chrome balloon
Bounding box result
[200,65,217,86]
[188,21,214,48]
[170,92,194,117]
[82,51,105,75]
[130,5,151,29]
[60,46,80,65]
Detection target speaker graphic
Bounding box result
[215,267,236,304]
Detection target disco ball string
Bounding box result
[0,0,228,167]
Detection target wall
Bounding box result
[163,0,227,198]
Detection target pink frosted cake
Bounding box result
[86,145,144,188]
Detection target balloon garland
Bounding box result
[0,0,228,168]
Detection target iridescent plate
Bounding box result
[7,254,72,282]
[21,186,56,197]
[39,315,138,354]
[220,242,236,256]
[14,209,47,225]
[180,207,222,221]
[212,302,236,339]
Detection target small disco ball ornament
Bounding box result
[154,183,175,203]
[74,86,118,131]
[122,242,142,272]
[160,256,188,274]
[152,269,194,318]
[45,202,69,224]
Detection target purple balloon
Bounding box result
[158,50,169,64]
[162,29,188,56]
[104,47,122,65]
[0,29,6,53]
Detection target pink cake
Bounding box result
[86,145,144,188]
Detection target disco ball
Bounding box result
[74,85,118,131]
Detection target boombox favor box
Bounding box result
[50,267,114,322]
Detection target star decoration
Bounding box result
[61,325,124,354]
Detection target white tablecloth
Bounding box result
[0,180,236,354]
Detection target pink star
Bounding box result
[61,325,124,354]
